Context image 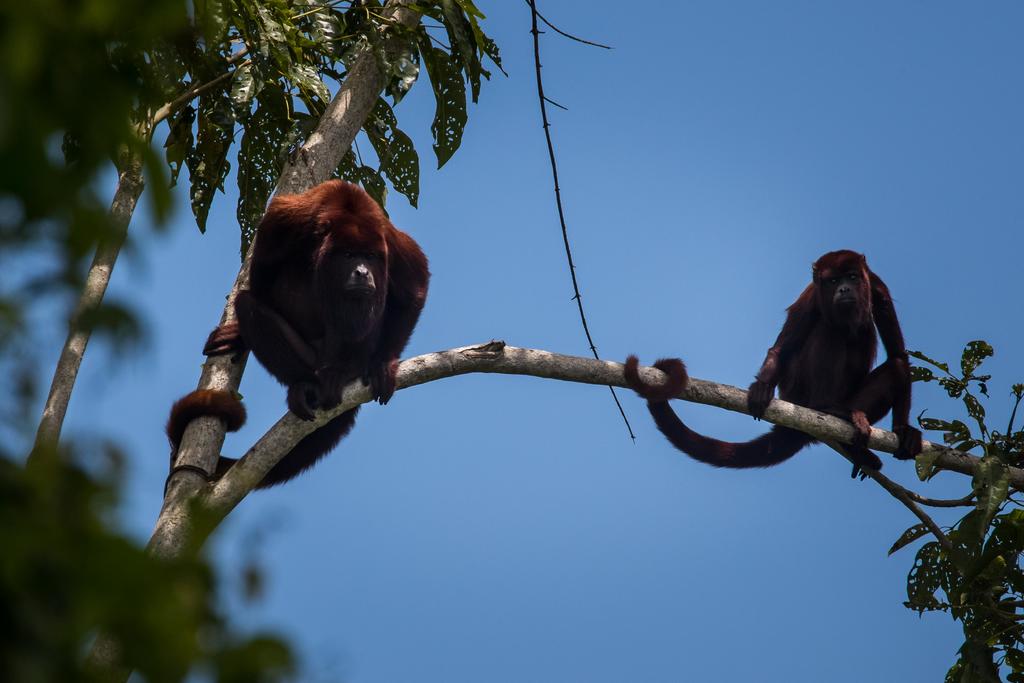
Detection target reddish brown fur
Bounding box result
[168,180,429,488]
[626,250,922,477]
[623,357,688,402]
[166,389,246,451]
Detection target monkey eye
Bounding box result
[828,277,839,285]
[848,273,859,281]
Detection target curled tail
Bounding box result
[166,389,246,480]
[166,388,358,489]
[624,356,811,468]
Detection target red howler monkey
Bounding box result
[167,180,429,488]
[625,250,921,478]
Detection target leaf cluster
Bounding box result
[0,450,294,682]
[160,0,502,256]
[895,343,1024,681]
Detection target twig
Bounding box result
[823,440,953,552]
[543,95,568,111]
[523,0,612,49]
[152,51,250,126]
[527,0,634,441]
[904,491,975,508]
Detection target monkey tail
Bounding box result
[625,356,812,468]
[624,355,689,401]
[166,389,247,475]
[646,402,812,468]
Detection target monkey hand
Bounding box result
[746,380,775,419]
[892,425,923,460]
[849,449,883,480]
[287,382,320,421]
[203,322,245,360]
[849,410,873,451]
[364,358,398,405]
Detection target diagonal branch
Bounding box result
[822,440,953,551]
[31,49,249,461]
[30,153,145,459]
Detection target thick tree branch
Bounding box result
[145,343,1016,557]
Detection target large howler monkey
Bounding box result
[625,250,921,478]
[167,180,430,488]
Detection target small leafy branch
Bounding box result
[160,0,503,254]
[896,342,1024,682]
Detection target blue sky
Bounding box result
[45,2,1024,681]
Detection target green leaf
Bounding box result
[906,541,945,611]
[336,149,388,212]
[195,0,229,47]
[420,42,467,168]
[164,105,195,188]
[1006,648,1024,673]
[961,340,994,377]
[236,87,290,257]
[185,91,235,232]
[300,0,341,47]
[909,349,950,374]
[972,456,1010,524]
[357,167,387,209]
[939,376,968,399]
[920,417,957,432]
[889,523,931,556]
[388,53,421,104]
[916,448,940,481]
[363,98,420,207]
[911,365,937,383]
[289,63,330,105]
[964,393,986,424]
[381,128,419,206]
[230,62,263,117]
[441,0,482,101]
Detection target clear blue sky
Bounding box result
[49,2,1024,681]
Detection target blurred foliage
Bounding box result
[895,342,1024,682]
[0,0,189,396]
[0,450,294,682]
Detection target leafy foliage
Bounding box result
[897,343,1024,681]
[158,0,502,255]
[0,451,293,681]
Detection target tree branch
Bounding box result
[151,50,248,126]
[32,45,247,459]
[29,152,145,460]
[822,440,953,552]
[144,343,1013,553]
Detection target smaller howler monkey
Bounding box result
[625,250,921,478]
[167,180,429,488]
